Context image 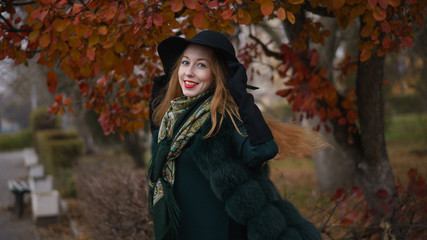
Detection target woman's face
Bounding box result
[178,44,214,98]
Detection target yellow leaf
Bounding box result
[237,8,251,25]
[68,36,81,48]
[287,11,296,24]
[277,7,287,21]
[28,30,40,42]
[260,0,274,16]
[115,41,126,54]
[88,34,100,46]
[76,24,90,37]
[98,25,108,35]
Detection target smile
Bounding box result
[184,80,198,88]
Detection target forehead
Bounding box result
[182,44,214,60]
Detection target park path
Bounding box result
[0,150,38,240]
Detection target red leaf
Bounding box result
[184,0,196,9]
[332,188,346,201]
[47,70,58,93]
[377,189,389,198]
[401,36,413,47]
[171,0,183,12]
[153,13,163,27]
[378,0,388,9]
[368,0,378,9]
[193,12,206,28]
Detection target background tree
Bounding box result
[1,0,425,221]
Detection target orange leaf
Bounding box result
[52,19,67,32]
[287,11,296,24]
[39,33,51,48]
[277,8,286,21]
[47,70,58,93]
[332,0,345,9]
[221,9,234,20]
[387,0,401,7]
[373,6,386,21]
[171,0,183,12]
[260,0,274,16]
[360,49,372,62]
[380,21,391,32]
[288,0,304,4]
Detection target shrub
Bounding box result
[75,159,153,240]
[35,129,83,197]
[35,129,83,173]
[316,169,427,239]
[0,129,32,152]
[30,107,61,132]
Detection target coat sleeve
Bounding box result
[232,126,279,168]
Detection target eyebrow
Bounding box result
[182,55,210,62]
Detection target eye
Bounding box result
[181,60,189,65]
[197,62,207,68]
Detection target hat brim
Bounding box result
[158,36,238,76]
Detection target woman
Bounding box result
[148,30,323,240]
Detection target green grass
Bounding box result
[385,113,427,143]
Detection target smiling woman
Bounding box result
[178,44,214,97]
[148,30,322,240]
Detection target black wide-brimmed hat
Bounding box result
[158,30,239,76]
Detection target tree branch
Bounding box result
[248,33,283,60]
[0,14,32,32]
[10,1,35,6]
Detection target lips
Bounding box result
[184,80,198,88]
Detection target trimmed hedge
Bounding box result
[35,129,83,197]
[0,129,32,152]
[30,107,61,132]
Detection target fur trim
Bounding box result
[190,116,322,240]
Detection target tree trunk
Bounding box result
[124,132,146,168]
[354,52,396,213]
[281,12,396,214]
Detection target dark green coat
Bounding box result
[151,116,322,240]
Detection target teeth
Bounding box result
[185,81,197,86]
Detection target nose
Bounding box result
[184,65,195,77]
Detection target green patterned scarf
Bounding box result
[149,91,212,240]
